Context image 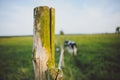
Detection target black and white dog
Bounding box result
[64,40,77,56]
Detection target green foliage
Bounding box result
[60,30,64,35]
[116,26,120,34]
[0,34,120,80]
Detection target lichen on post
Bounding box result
[33,6,50,80]
[49,8,55,68]
[33,6,62,80]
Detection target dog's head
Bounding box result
[64,40,77,49]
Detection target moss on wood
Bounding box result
[33,6,62,80]
[50,8,55,68]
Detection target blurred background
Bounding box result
[0,0,120,80]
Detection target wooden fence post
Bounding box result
[33,6,62,80]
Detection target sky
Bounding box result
[0,0,120,36]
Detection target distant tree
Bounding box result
[116,27,120,34]
[60,30,64,35]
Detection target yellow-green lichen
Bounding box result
[33,6,55,69]
[47,68,63,80]
[33,6,62,80]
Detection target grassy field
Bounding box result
[0,34,120,80]
[0,37,33,80]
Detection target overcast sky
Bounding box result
[0,0,120,36]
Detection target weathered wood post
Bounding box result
[33,6,62,80]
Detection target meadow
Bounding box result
[0,34,120,80]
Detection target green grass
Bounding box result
[0,34,120,80]
[55,34,120,80]
[0,37,33,80]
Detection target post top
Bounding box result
[34,6,54,9]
